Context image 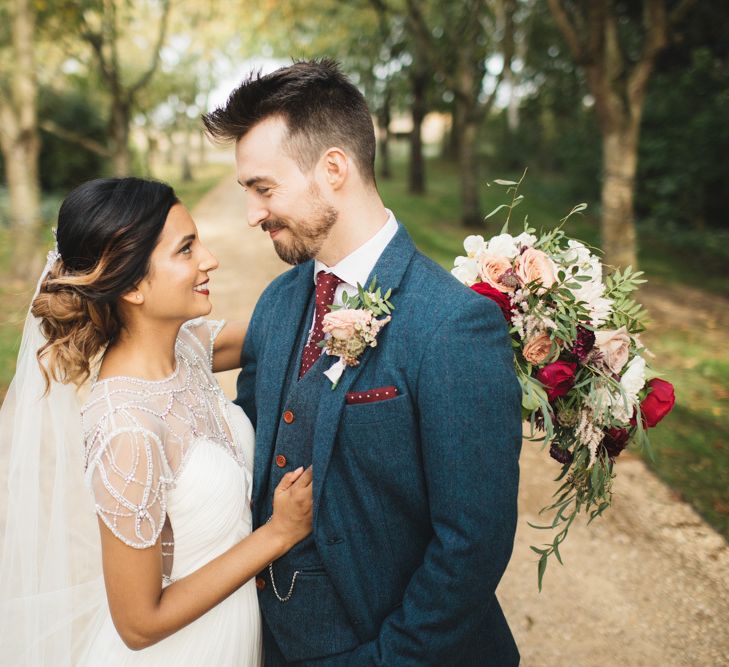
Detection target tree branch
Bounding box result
[130,0,172,96]
[669,0,698,26]
[547,0,583,63]
[39,120,112,157]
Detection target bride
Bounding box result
[0,177,312,665]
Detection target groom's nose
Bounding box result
[247,201,269,227]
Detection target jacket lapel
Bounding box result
[253,261,315,503]
[311,223,416,511]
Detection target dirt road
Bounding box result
[191,176,729,666]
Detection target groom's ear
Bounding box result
[321,147,348,191]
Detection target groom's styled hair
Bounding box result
[202,59,376,185]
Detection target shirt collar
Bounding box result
[314,209,398,287]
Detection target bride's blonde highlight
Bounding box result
[31,255,120,391]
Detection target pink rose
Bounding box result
[536,361,577,402]
[523,332,553,365]
[514,248,556,293]
[322,309,372,340]
[594,326,631,374]
[478,254,516,293]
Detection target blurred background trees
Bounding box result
[1,0,727,275]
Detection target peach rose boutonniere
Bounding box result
[320,277,393,389]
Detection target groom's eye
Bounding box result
[256,187,271,195]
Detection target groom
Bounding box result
[203,60,522,666]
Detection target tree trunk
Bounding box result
[408,71,427,194]
[601,126,639,269]
[0,0,42,278]
[109,96,131,176]
[198,129,207,166]
[458,108,482,228]
[181,124,193,182]
[376,90,391,181]
[3,135,42,277]
[442,108,460,161]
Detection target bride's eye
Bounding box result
[180,243,192,255]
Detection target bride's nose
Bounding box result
[199,247,219,272]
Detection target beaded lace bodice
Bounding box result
[81,319,251,564]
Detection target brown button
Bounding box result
[276,454,287,468]
[283,410,295,424]
[255,576,266,591]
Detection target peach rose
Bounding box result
[478,254,516,293]
[594,326,631,374]
[523,332,553,365]
[322,309,372,340]
[514,248,556,294]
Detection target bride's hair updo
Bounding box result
[32,177,179,388]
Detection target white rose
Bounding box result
[486,233,519,259]
[451,257,480,286]
[463,235,485,257]
[563,239,592,266]
[514,231,537,249]
[620,355,647,401]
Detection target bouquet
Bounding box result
[451,174,675,588]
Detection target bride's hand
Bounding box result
[270,466,313,548]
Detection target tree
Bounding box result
[547,0,697,268]
[78,0,171,176]
[0,0,41,276]
[404,0,517,227]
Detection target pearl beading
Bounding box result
[81,319,248,574]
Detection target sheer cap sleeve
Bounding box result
[178,318,225,369]
[85,409,170,549]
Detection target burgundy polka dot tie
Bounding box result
[299,271,343,378]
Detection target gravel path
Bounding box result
[191,176,729,667]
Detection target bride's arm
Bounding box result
[211,321,247,372]
[99,466,312,650]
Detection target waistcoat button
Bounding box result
[255,576,266,590]
[275,454,287,468]
[283,410,295,424]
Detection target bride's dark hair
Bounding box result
[31,177,179,388]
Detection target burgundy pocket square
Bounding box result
[345,386,399,405]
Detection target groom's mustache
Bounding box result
[262,220,288,234]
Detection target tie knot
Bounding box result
[316,270,343,297]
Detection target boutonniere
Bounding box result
[319,277,394,389]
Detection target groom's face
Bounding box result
[235,116,338,265]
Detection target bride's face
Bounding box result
[131,204,219,323]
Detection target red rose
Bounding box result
[602,428,631,458]
[535,361,577,402]
[639,378,675,428]
[470,281,513,322]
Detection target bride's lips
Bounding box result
[193,280,209,296]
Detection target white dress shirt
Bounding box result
[310,209,398,337]
[313,209,398,303]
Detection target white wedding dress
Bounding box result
[76,318,262,665]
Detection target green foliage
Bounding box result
[37,87,109,191]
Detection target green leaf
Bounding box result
[384,288,392,300]
[485,203,511,220]
[537,555,548,592]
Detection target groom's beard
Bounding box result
[263,192,337,265]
